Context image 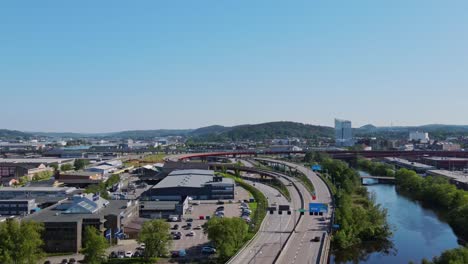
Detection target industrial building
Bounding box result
[0,162,54,185]
[422,157,468,170]
[142,169,234,201]
[383,157,435,173]
[56,171,103,187]
[139,198,189,219]
[428,170,468,190]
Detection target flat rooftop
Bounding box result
[153,170,233,189]
[169,169,215,177]
[0,158,74,164]
[424,157,468,161]
[428,170,468,184]
[0,186,77,193]
[27,199,133,223]
[384,157,435,169]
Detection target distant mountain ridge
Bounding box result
[2,122,468,141]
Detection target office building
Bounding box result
[335,119,354,147]
[26,194,139,253]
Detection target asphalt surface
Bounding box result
[228,159,301,264]
[256,158,333,264]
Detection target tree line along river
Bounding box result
[330,171,461,264]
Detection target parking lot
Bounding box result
[168,185,251,259]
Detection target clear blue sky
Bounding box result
[1,1,467,132]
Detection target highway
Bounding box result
[228,159,301,264]
[256,158,333,264]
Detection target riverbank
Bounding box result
[332,183,460,264]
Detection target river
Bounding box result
[331,171,460,264]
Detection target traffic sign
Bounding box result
[309,203,328,213]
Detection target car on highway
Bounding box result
[201,246,217,254]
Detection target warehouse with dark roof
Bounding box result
[142,169,234,201]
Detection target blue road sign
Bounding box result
[311,165,322,172]
[309,203,328,213]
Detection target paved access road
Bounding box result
[256,158,333,264]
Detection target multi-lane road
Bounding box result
[228,159,300,264]
[256,158,333,264]
[169,154,333,264]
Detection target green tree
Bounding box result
[0,220,44,264]
[74,159,90,170]
[49,163,59,171]
[205,217,249,260]
[81,226,108,264]
[431,246,468,264]
[60,164,74,172]
[138,220,172,260]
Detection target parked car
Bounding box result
[132,251,142,258]
[109,251,118,258]
[194,225,202,230]
[60,259,68,264]
[312,236,321,242]
[69,258,76,264]
[179,249,187,257]
[217,200,225,205]
[192,201,200,205]
[117,250,125,258]
[172,224,179,230]
[187,231,195,236]
[169,216,179,222]
[43,261,51,264]
[201,246,217,254]
[216,206,225,211]
[125,251,133,258]
[199,215,205,220]
[186,218,193,222]
[171,251,180,258]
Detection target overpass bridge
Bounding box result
[360,176,396,184]
[178,150,468,161]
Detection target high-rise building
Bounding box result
[335,119,354,147]
[409,131,429,143]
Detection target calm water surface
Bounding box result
[331,171,460,264]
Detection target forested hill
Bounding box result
[189,121,334,142]
[0,129,32,140]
